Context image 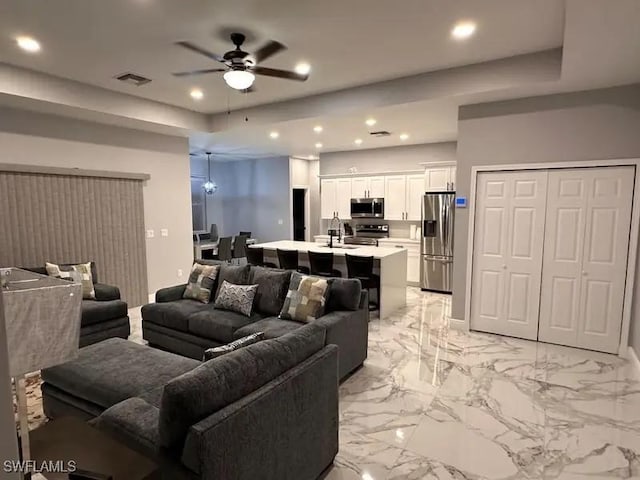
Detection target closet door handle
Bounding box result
[582,271,588,276]
[502,264,507,270]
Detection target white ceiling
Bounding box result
[0,0,564,113]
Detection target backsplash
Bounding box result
[319,218,420,239]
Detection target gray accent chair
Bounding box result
[24,262,130,347]
[41,324,338,480]
[142,261,368,381]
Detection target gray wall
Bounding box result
[0,291,19,479]
[453,84,640,351]
[319,142,456,175]
[190,157,292,242]
[0,107,193,295]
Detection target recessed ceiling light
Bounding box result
[313,125,323,133]
[270,131,280,139]
[315,142,323,149]
[365,118,377,127]
[190,88,204,100]
[399,133,409,141]
[354,138,363,145]
[16,36,41,53]
[451,21,476,40]
[295,62,311,75]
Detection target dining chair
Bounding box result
[232,235,248,265]
[213,236,233,263]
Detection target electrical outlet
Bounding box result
[177,269,183,277]
[278,219,283,225]
[161,229,169,237]
[146,229,155,239]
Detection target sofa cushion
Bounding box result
[187,309,263,343]
[41,338,199,409]
[81,299,128,327]
[327,278,363,312]
[234,317,302,339]
[183,263,220,304]
[213,264,250,301]
[158,322,326,449]
[249,267,292,316]
[142,300,212,333]
[203,332,265,361]
[279,272,332,323]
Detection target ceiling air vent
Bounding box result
[115,72,151,86]
[369,130,391,138]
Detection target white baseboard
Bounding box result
[628,346,640,374]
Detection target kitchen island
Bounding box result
[252,240,407,319]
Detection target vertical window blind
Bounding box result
[0,168,149,306]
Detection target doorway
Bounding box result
[293,188,306,241]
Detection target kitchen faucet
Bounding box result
[328,214,342,248]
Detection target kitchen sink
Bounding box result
[319,244,360,249]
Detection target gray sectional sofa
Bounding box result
[42,324,338,480]
[142,262,369,380]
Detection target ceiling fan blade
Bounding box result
[172,68,226,77]
[251,66,308,81]
[175,41,225,63]
[252,40,286,63]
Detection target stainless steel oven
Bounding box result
[350,198,384,218]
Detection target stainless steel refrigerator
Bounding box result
[421,192,455,293]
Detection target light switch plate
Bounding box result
[278,219,283,225]
[161,229,169,237]
[146,229,155,238]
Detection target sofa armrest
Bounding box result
[93,282,121,301]
[93,397,160,459]
[315,293,369,381]
[156,284,187,303]
[181,345,338,478]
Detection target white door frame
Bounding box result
[464,158,640,357]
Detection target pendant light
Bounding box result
[202,152,217,195]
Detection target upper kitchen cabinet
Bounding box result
[351,176,385,198]
[425,165,456,191]
[384,174,425,220]
[321,178,352,219]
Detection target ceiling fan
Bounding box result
[172,32,309,91]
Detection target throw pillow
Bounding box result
[214,264,251,301]
[249,267,292,316]
[203,332,265,361]
[45,261,95,299]
[214,280,258,317]
[183,263,220,304]
[279,272,331,323]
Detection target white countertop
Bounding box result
[253,240,407,259]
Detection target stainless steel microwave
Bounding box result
[350,198,384,218]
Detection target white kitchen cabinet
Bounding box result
[384,175,407,220]
[321,178,351,219]
[405,174,425,220]
[351,176,385,198]
[336,178,352,219]
[320,179,337,219]
[369,176,386,197]
[425,166,456,191]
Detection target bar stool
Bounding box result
[246,247,277,268]
[346,254,379,311]
[277,249,310,274]
[308,251,342,278]
[212,236,233,263]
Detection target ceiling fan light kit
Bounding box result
[224,69,255,90]
[173,32,309,91]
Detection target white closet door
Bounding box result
[539,166,634,353]
[470,170,548,340]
